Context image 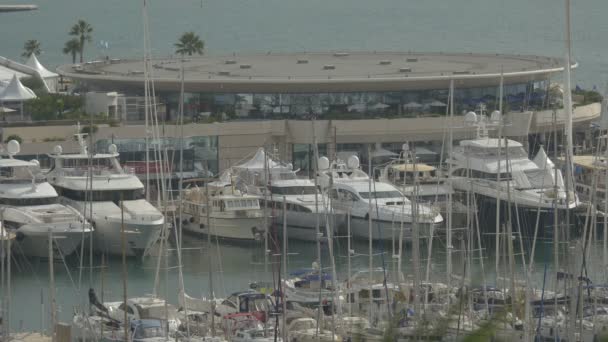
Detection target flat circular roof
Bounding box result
[58,51,568,93]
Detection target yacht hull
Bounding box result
[63,199,164,257]
[269,209,344,241]
[183,214,266,240]
[348,216,433,241]
[14,223,89,258]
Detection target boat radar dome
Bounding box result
[347,155,360,169]
[318,156,330,170]
[53,145,63,155]
[402,142,410,152]
[30,159,40,167]
[6,140,20,157]
[108,144,118,154]
[490,110,502,124]
[286,163,293,171]
[464,112,478,126]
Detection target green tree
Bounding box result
[69,20,93,63]
[174,31,204,56]
[63,38,81,64]
[21,40,41,58]
[4,135,22,144]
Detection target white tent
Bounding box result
[0,65,27,82]
[403,101,423,109]
[428,100,446,107]
[0,74,36,120]
[26,54,57,78]
[233,148,289,172]
[0,74,36,101]
[25,54,59,92]
[370,103,389,110]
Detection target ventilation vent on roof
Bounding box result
[297,59,308,64]
[218,70,231,76]
[379,60,391,65]
[399,67,412,73]
[224,60,237,65]
[333,52,349,57]
[239,64,252,69]
[452,71,471,75]
[406,58,418,62]
[323,65,336,70]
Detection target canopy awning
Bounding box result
[0,74,36,101]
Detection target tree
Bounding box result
[63,39,81,64]
[4,135,22,144]
[21,40,41,58]
[69,19,93,63]
[174,32,204,56]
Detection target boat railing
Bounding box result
[58,167,134,178]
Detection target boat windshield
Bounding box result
[269,186,317,195]
[358,190,402,199]
[0,166,39,184]
[0,197,57,206]
[133,323,165,339]
[60,188,144,202]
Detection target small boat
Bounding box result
[317,156,442,241]
[181,179,266,240]
[282,266,335,305]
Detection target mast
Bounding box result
[495,71,504,288]
[206,183,215,336]
[121,194,128,342]
[143,0,151,202]
[310,118,324,337]
[563,0,576,338]
[48,229,56,342]
[446,79,454,299]
[367,144,373,323]
[281,196,288,342]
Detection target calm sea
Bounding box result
[1,0,608,88]
[1,0,608,332]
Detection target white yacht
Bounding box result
[181,178,266,240]
[46,131,164,256]
[0,140,91,258]
[229,148,339,241]
[446,136,578,210]
[317,156,442,241]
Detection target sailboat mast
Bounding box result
[48,229,55,342]
[143,0,151,203]
[447,79,454,298]
[495,72,504,288]
[367,144,374,323]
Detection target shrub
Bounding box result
[4,134,22,144]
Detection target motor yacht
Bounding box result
[181,177,266,240]
[46,129,163,257]
[447,136,578,210]
[0,140,91,258]
[228,148,340,241]
[317,156,442,241]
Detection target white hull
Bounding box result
[14,223,88,258]
[183,215,266,240]
[269,209,344,241]
[451,179,578,210]
[349,216,433,241]
[64,199,163,256]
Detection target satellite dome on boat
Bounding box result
[464,111,478,126]
[6,139,20,156]
[318,156,330,170]
[347,155,360,169]
[490,110,502,124]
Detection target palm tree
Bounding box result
[63,39,81,64]
[21,40,41,58]
[69,19,93,63]
[174,32,204,56]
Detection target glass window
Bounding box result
[358,190,402,199]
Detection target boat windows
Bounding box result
[358,190,402,199]
[58,188,145,202]
[269,186,317,195]
[0,197,58,206]
[470,170,512,181]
